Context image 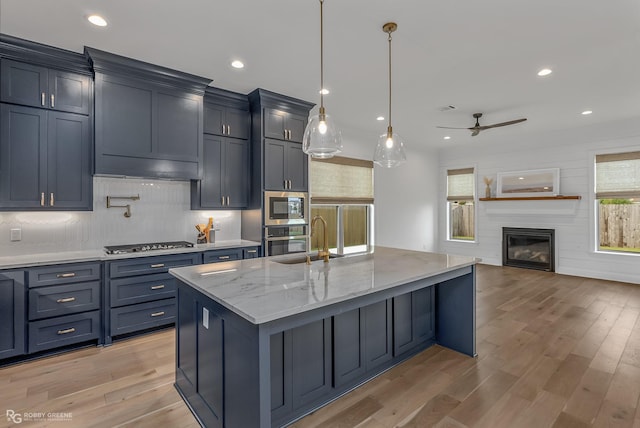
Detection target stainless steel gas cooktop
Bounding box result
[104,241,194,255]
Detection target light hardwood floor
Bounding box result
[1,264,640,428]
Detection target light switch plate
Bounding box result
[203,307,209,329]
[10,228,21,241]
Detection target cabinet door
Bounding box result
[198,303,224,427]
[225,138,249,208]
[225,107,250,140]
[333,308,365,387]
[95,75,153,159]
[264,108,287,141]
[199,134,224,208]
[203,102,225,136]
[393,287,434,356]
[48,69,90,115]
[0,104,47,209]
[286,142,308,191]
[290,318,332,410]
[156,90,201,162]
[264,139,287,191]
[47,111,92,210]
[0,271,26,359]
[0,60,48,109]
[286,113,307,143]
[364,300,393,370]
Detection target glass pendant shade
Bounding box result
[374,131,406,168]
[303,112,342,158]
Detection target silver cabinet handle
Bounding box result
[150,311,165,317]
[41,92,46,106]
[150,285,165,290]
[226,196,230,206]
[41,192,45,207]
[57,327,76,335]
[227,125,231,135]
[56,272,76,278]
[56,297,76,303]
[247,249,257,253]
[218,255,230,260]
[50,192,54,206]
[221,196,226,206]
[284,129,288,139]
[150,263,165,268]
[222,124,226,135]
[51,94,55,108]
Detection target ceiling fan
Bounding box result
[437,113,527,136]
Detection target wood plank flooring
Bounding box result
[1,264,639,427]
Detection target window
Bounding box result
[447,168,475,241]
[310,157,374,255]
[595,151,640,254]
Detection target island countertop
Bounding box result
[169,246,477,324]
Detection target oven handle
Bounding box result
[266,236,309,241]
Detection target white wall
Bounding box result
[438,120,640,284]
[0,177,241,257]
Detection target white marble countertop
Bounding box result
[0,240,261,270]
[169,246,477,325]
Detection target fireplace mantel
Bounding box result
[479,195,581,201]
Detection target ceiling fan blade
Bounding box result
[436,126,473,130]
[480,118,527,129]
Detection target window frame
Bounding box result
[446,166,477,243]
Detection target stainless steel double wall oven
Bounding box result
[263,191,309,256]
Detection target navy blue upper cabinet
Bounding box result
[192,88,250,209]
[86,47,211,180]
[247,89,313,206]
[1,59,90,115]
[203,88,250,140]
[264,108,307,143]
[0,35,93,211]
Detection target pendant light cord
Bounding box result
[387,30,392,132]
[319,0,325,111]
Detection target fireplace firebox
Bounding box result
[502,227,555,272]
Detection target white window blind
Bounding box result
[310,157,374,204]
[447,168,475,201]
[595,151,640,199]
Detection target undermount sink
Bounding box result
[273,253,343,265]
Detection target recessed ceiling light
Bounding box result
[537,68,552,77]
[376,116,385,121]
[443,136,451,140]
[319,88,329,95]
[87,14,108,27]
[231,60,244,69]
[582,110,593,115]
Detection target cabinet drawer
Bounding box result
[243,247,261,259]
[28,311,100,353]
[108,253,200,278]
[110,273,177,308]
[203,249,242,264]
[29,281,100,320]
[110,299,176,337]
[28,262,101,288]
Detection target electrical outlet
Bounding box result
[203,307,209,329]
[10,228,21,241]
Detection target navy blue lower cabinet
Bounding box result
[28,311,100,353]
[174,269,474,428]
[0,271,26,359]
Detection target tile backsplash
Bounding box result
[0,177,242,257]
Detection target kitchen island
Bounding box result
[169,246,477,428]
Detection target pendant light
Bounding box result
[302,0,342,158]
[373,22,407,168]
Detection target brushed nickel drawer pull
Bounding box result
[56,297,76,303]
[57,327,76,335]
[222,196,226,206]
[150,311,165,317]
[150,285,165,290]
[56,273,76,278]
[41,192,45,207]
[51,94,55,108]
[41,92,46,106]
[218,255,230,260]
[50,192,55,206]
[247,250,257,253]
[150,263,165,268]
